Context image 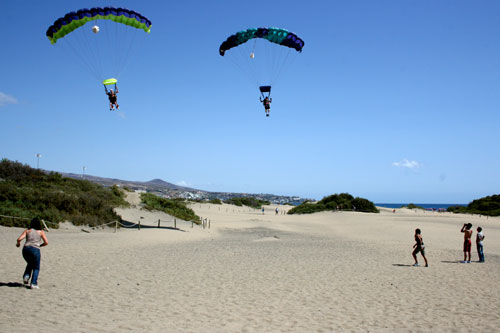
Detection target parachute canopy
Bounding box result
[46,7,152,44]
[219,27,304,56]
[103,78,117,85]
[259,86,272,93]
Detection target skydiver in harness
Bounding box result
[104,84,119,111]
[260,96,272,117]
[259,86,272,117]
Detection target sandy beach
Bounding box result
[1,200,500,332]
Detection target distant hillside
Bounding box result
[447,195,500,216]
[61,172,308,205]
[288,193,379,214]
[61,173,196,192]
[0,159,129,227]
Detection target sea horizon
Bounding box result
[375,203,467,209]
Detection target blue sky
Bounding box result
[1,0,500,203]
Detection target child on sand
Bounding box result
[412,228,428,267]
[476,227,485,262]
[461,223,473,263]
[16,218,48,289]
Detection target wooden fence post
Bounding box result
[174,218,177,229]
[138,220,141,231]
[115,221,117,233]
[208,220,211,229]
[158,219,160,228]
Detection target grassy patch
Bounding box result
[140,192,201,223]
[0,159,128,228]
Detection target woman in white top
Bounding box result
[16,218,48,289]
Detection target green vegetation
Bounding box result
[0,159,128,228]
[224,197,270,209]
[403,203,425,210]
[208,198,222,204]
[447,195,500,216]
[140,192,201,223]
[288,193,379,214]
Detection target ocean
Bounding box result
[375,203,467,210]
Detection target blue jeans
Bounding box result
[477,243,485,262]
[22,246,41,285]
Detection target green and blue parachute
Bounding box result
[46,7,151,44]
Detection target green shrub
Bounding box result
[288,193,378,214]
[448,195,500,216]
[140,193,200,223]
[208,198,222,204]
[0,159,128,227]
[224,197,270,209]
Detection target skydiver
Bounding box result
[260,96,272,117]
[104,85,119,111]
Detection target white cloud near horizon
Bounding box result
[176,180,191,187]
[392,159,422,169]
[0,92,18,107]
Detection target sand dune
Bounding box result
[1,203,499,332]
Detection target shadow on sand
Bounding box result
[392,264,414,267]
[120,220,186,232]
[0,282,27,288]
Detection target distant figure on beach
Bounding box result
[392,209,396,213]
[262,207,265,215]
[412,228,428,267]
[16,218,48,289]
[105,85,119,111]
[275,207,279,215]
[476,226,485,262]
[461,223,473,263]
[260,96,272,117]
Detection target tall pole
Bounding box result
[36,153,42,169]
[82,166,86,179]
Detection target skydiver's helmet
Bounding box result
[110,89,114,94]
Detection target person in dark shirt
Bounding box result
[105,85,119,111]
[260,96,272,117]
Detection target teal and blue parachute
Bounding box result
[219,27,304,56]
[219,27,304,98]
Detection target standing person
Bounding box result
[412,228,428,267]
[461,223,473,263]
[262,207,265,215]
[16,218,48,289]
[275,207,279,215]
[476,227,485,262]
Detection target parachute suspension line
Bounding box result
[63,31,101,81]
[115,25,141,80]
[250,38,257,58]
[94,19,104,81]
[273,48,293,87]
[78,21,104,80]
[236,42,260,88]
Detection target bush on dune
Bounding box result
[288,193,378,214]
[224,197,270,209]
[0,159,128,228]
[448,195,500,216]
[140,192,200,223]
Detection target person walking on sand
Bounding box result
[16,218,48,289]
[461,223,473,263]
[476,226,485,262]
[412,228,428,267]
